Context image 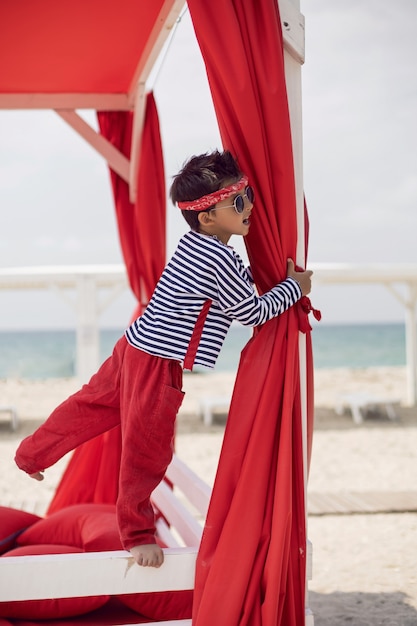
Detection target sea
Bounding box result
[0,322,407,380]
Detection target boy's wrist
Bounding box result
[286,275,302,297]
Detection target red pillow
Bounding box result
[5,598,150,625]
[0,507,42,554]
[17,503,122,551]
[118,590,193,621]
[0,545,109,619]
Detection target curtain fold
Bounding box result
[187,1,313,623]
[97,92,166,318]
[47,93,166,514]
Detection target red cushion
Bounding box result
[118,590,193,621]
[17,503,122,551]
[5,598,150,625]
[0,545,109,619]
[0,507,42,554]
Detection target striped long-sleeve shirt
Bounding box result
[125,230,301,369]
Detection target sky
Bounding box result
[1,1,416,330]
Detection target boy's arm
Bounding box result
[217,254,312,326]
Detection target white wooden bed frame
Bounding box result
[0,454,313,625]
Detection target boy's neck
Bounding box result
[197,227,231,245]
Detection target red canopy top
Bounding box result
[0,0,180,110]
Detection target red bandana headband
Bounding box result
[177,176,248,211]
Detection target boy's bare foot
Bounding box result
[129,543,164,568]
[29,471,44,481]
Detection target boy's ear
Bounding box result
[198,211,215,226]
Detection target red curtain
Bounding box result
[47,93,166,514]
[187,1,313,624]
[97,93,166,318]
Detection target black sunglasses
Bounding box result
[212,186,255,214]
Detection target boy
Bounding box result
[15,150,312,568]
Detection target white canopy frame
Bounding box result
[0,0,305,205]
[0,265,128,383]
[1,0,185,203]
[313,263,417,406]
[53,0,185,203]
[0,3,314,621]
[281,2,315,622]
[0,0,308,383]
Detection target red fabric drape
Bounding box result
[98,92,166,318]
[187,1,314,624]
[47,93,166,514]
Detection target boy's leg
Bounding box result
[15,337,127,475]
[117,347,184,563]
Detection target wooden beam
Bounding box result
[280,0,305,64]
[0,264,127,291]
[129,82,147,203]
[127,0,186,103]
[0,548,197,602]
[128,0,185,202]
[55,110,130,183]
[0,93,131,110]
[310,262,417,284]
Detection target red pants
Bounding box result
[15,337,184,549]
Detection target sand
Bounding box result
[1,366,416,625]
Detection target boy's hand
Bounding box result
[287,258,313,296]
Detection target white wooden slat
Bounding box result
[0,548,197,602]
[156,517,182,548]
[166,456,212,516]
[152,480,203,547]
[307,539,312,581]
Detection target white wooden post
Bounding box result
[404,285,417,405]
[280,0,307,476]
[384,279,417,406]
[280,1,314,624]
[76,274,100,383]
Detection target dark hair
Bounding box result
[170,150,243,230]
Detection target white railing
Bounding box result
[1,262,417,401]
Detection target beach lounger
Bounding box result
[0,405,19,431]
[198,395,230,426]
[336,392,400,425]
